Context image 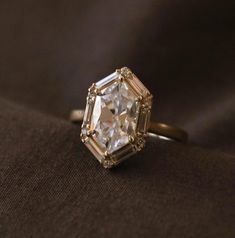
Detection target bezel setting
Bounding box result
[81,67,153,168]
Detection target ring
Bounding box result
[70,67,188,168]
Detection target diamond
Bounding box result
[81,67,152,168]
[91,78,139,153]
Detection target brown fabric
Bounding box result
[0,0,234,237]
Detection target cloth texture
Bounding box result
[0,0,234,237]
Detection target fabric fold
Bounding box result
[0,98,234,237]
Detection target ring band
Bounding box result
[70,110,188,142]
[71,67,188,168]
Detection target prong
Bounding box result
[102,159,115,169]
[87,129,95,136]
[118,74,125,82]
[137,95,143,103]
[141,105,150,114]
[121,66,131,73]
[120,67,133,79]
[104,151,111,159]
[88,83,96,92]
[146,91,152,97]
[102,151,115,168]
[87,94,95,104]
[94,88,101,95]
[135,136,146,151]
[88,83,101,95]
[80,133,89,143]
[143,93,153,106]
[128,135,135,143]
[141,100,152,114]
[116,69,125,82]
[116,69,121,74]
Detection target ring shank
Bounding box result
[70,110,188,143]
[149,122,188,142]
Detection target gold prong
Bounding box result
[135,136,146,151]
[141,105,149,114]
[88,83,101,95]
[146,91,152,97]
[102,151,116,168]
[120,67,132,79]
[116,69,121,74]
[128,135,134,143]
[94,89,99,94]
[80,133,89,143]
[118,75,124,82]
[102,159,115,169]
[143,93,153,106]
[137,95,143,102]
[87,129,95,136]
[121,66,131,73]
[87,94,95,104]
[88,83,96,92]
[104,151,111,159]
[94,86,101,94]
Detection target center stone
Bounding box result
[90,80,139,153]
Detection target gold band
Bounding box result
[149,122,188,142]
[70,110,85,122]
[70,110,188,143]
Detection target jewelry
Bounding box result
[70,67,188,168]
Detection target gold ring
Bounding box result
[70,67,188,168]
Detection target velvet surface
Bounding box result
[0,0,234,237]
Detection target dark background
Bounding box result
[0,0,234,237]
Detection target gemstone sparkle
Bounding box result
[81,67,152,168]
[90,78,139,153]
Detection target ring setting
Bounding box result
[70,67,187,168]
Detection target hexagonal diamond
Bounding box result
[81,67,153,168]
[90,77,139,153]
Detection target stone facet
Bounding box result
[91,78,139,153]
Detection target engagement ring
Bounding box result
[70,67,187,168]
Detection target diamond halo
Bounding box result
[81,67,153,168]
